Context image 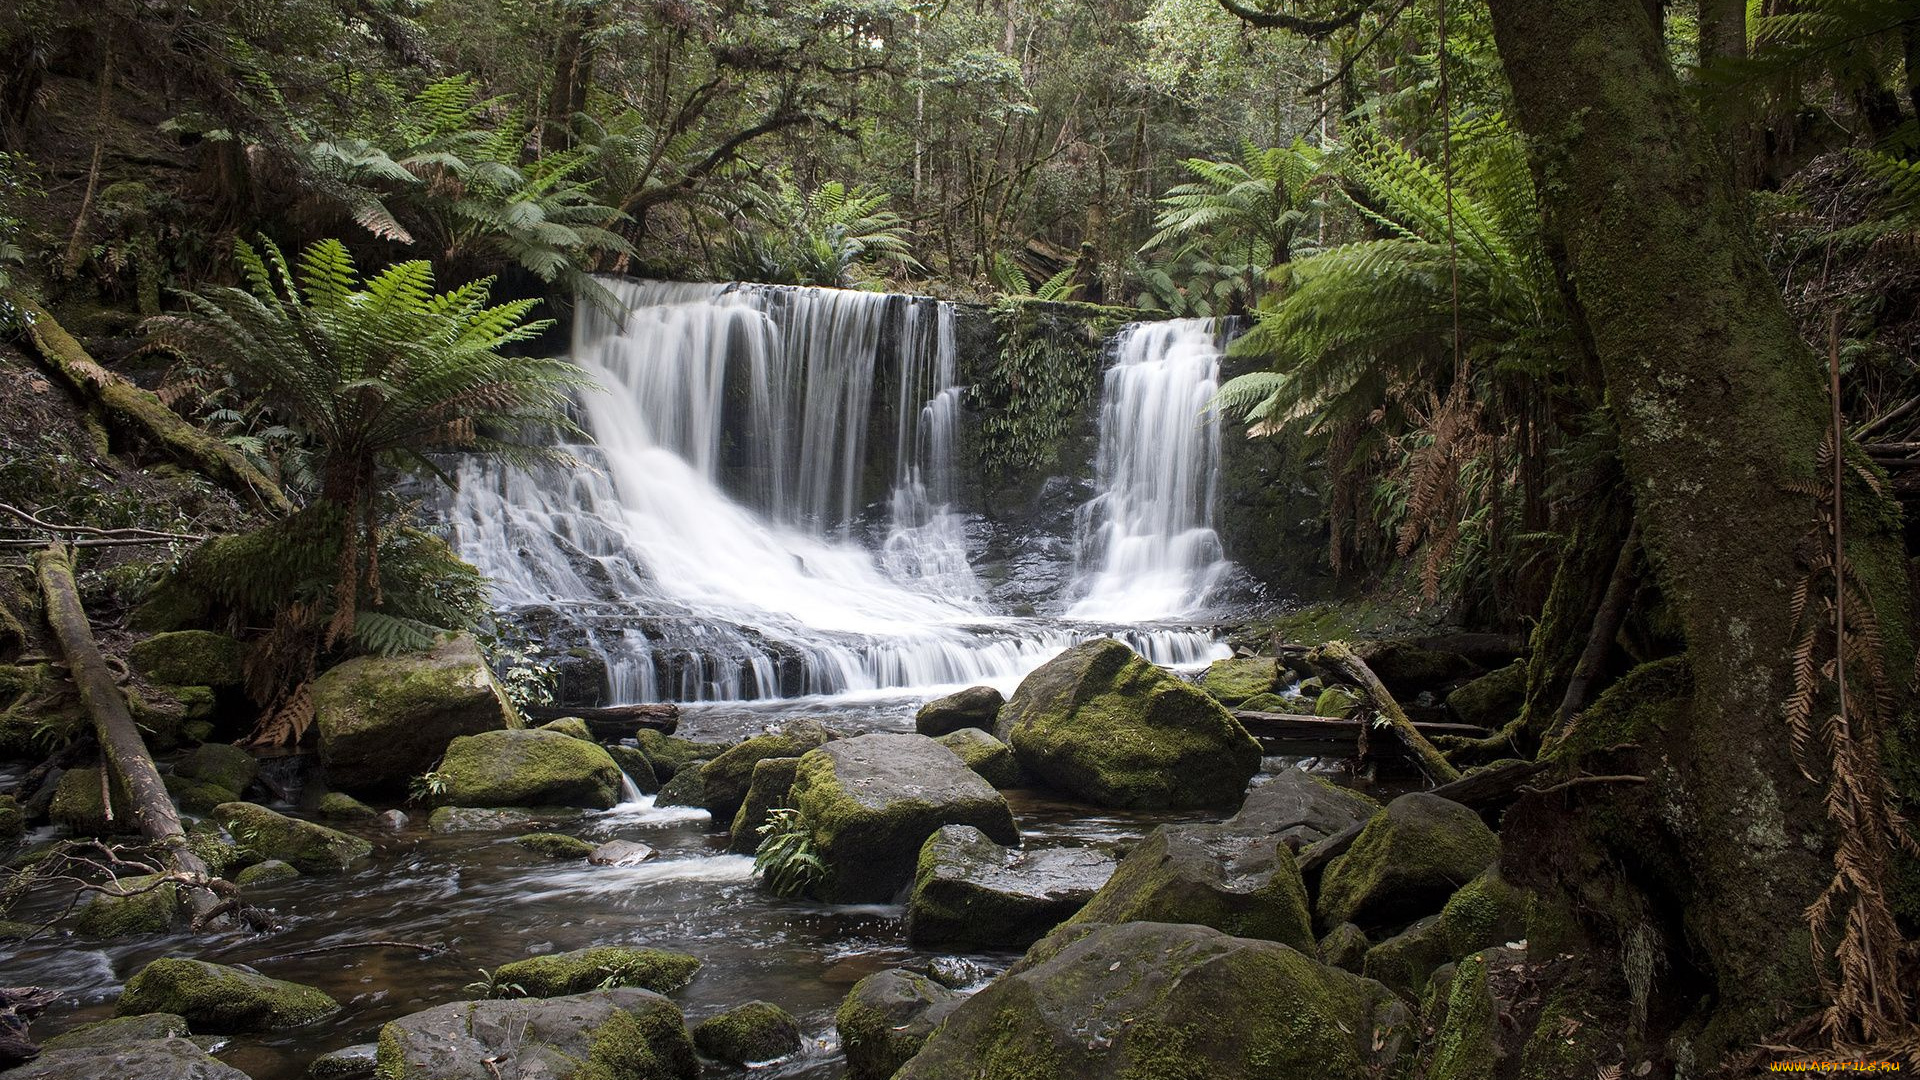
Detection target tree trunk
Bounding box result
[1485,0,1914,1052]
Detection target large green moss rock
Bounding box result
[691,1001,802,1065]
[38,1012,191,1050]
[1445,661,1527,729]
[1425,950,1501,1080]
[894,921,1413,1080]
[514,832,596,860]
[835,969,962,1080]
[726,756,801,855]
[1066,821,1315,953]
[50,767,133,835]
[236,859,301,886]
[313,633,520,792]
[1350,639,1480,694]
[1320,923,1371,973]
[174,743,258,794]
[8,1039,248,1079]
[0,793,21,840]
[74,873,183,938]
[437,728,623,809]
[654,760,706,808]
[167,774,240,816]
[128,631,246,689]
[934,727,1024,789]
[1361,867,1527,996]
[1315,686,1362,718]
[539,716,594,740]
[491,946,702,998]
[317,791,378,821]
[607,744,660,794]
[1198,656,1282,706]
[997,639,1261,810]
[213,801,372,873]
[118,957,339,1032]
[914,685,1004,737]
[790,733,1020,903]
[631,731,725,780]
[374,988,696,1080]
[908,825,1115,949]
[700,720,835,823]
[1316,792,1499,932]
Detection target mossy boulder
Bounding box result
[1066,821,1315,953]
[426,805,583,833]
[174,743,259,794]
[1361,867,1526,996]
[632,731,724,780]
[437,728,623,809]
[236,859,301,886]
[914,685,1004,737]
[1238,691,1292,713]
[73,873,182,938]
[185,821,251,876]
[165,774,239,815]
[118,957,339,1032]
[514,832,596,860]
[608,745,660,794]
[39,1012,191,1049]
[934,727,1024,789]
[374,988,697,1080]
[996,639,1260,810]
[1316,793,1499,932]
[1445,661,1527,730]
[790,733,1020,903]
[726,756,801,855]
[691,1001,802,1065]
[700,720,835,823]
[1315,686,1362,719]
[309,1044,380,1080]
[1233,768,1380,848]
[1424,949,1501,1080]
[835,969,962,1080]
[539,716,593,740]
[1350,639,1480,695]
[313,633,519,792]
[491,946,702,998]
[908,825,1115,949]
[8,1039,248,1080]
[50,767,133,835]
[213,802,373,873]
[1199,656,1282,705]
[128,630,245,689]
[0,793,21,839]
[894,921,1413,1080]
[317,791,378,821]
[1320,923,1370,972]
[654,761,706,808]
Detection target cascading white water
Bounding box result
[1068,319,1232,621]
[442,280,1227,703]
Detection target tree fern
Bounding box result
[1140,139,1324,309]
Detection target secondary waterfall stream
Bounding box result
[441,279,1235,705]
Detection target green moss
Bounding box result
[935,728,1023,789]
[117,957,338,1032]
[1427,952,1498,1080]
[632,730,726,779]
[654,760,706,808]
[1445,661,1528,729]
[1316,793,1500,931]
[726,756,801,854]
[0,793,23,839]
[1068,825,1316,952]
[164,774,238,814]
[692,1001,802,1065]
[185,821,249,876]
[1314,686,1361,719]
[174,743,258,794]
[73,873,181,938]
[539,717,593,740]
[513,832,595,859]
[1554,656,1692,758]
[235,859,300,886]
[1198,657,1282,706]
[317,791,378,821]
[836,970,959,1080]
[577,1003,700,1080]
[128,630,245,688]
[213,801,372,873]
[40,1012,192,1049]
[51,767,132,835]
[490,946,701,998]
[437,728,623,809]
[1318,923,1369,972]
[701,721,834,819]
[607,745,660,794]
[126,576,212,632]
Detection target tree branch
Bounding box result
[1215,0,1375,35]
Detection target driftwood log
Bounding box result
[1234,711,1487,758]
[1306,640,1462,784]
[523,702,679,738]
[1295,757,1550,877]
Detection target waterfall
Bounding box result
[441,280,1227,704]
[1067,319,1231,621]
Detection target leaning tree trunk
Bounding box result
[1486,0,1914,1054]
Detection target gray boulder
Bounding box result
[8,1039,248,1080]
[313,633,519,791]
[835,969,962,1080]
[908,825,1115,950]
[701,721,834,824]
[1317,792,1499,932]
[727,756,801,854]
[373,988,696,1080]
[915,686,1004,737]
[934,728,1023,789]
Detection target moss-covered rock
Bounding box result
[1445,661,1527,730]
[726,756,801,855]
[514,832,596,859]
[317,791,378,821]
[73,873,182,938]
[8,1039,249,1079]
[908,825,1115,949]
[118,957,339,1032]
[1238,691,1293,713]
[426,805,583,833]
[691,1001,802,1065]
[313,633,520,792]
[1350,639,1481,695]
[997,639,1262,810]
[1320,923,1370,973]
[1316,793,1499,932]
[39,1012,191,1049]
[1067,821,1315,953]
[835,969,962,1080]
[632,731,725,780]
[915,685,1005,737]
[308,1043,380,1080]
[374,988,697,1080]
[1425,950,1500,1080]
[791,733,1020,903]
[934,727,1024,789]
[174,743,258,795]
[236,858,301,886]
[1199,656,1283,705]
[895,921,1413,1080]
[0,663,84,759]
[128,630,246,688]
[491,946,701,998]
[654,760,706,808]
[0,793,21,840]
[50,767,133,835]
[608,745,660,795]
[700,721,836,823]
[165,774,239,815]
[539,716,594,740]
[214,801,373,873]
[185,820,251,876]
[437,728,623,809]
[1361,866,1526,996]
[1315,686,1362,719]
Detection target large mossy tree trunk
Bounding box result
[1486,0,1914,1054]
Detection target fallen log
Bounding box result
[1306,640,1461,784]
[523,702,679,738]
[1234,711,1488,760]
[1295,757,1550,877]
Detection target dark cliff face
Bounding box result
[1212,345,1334,599]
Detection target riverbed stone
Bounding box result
[835,969,962,1080]
[700,721,836,823]
[491,946,702,998]
[1066,821,1315,953]
[915,685,1004,737]
[632,731,725,780]
[129,630,246,689]
[437,728,623,809]
[727,756,801,854]
[7,1038,249,1080]
[74,873,182,938]
[790,733,1019,903]
[1231,766,1379,848]
[1321,922,1371,972]
[1351,639,1481,694]
[316,791,377,821]
[996,639,1261,810]
[1446,661,1527,729]
[908,825,1114,949]
[1199,656,1283,705]
[513,832,595,859]
[173,743,258,795]
[896,921,1412,1080]
[118,957,339,1032]
[608,745,660,794]
[236,859,300,886]
[374,987,696,1080]
[427,806,583,833]
[39,1012,192,1049]
[312,633,519,792]
[1317,792,1499,932]
[1315,685,1362,718]
[50,766,132,835]
[692,1001,802,1065]
[934,727,1023,789]
[308,1043,379,1080]
[654,760,706,808]
[213,802,372,873]
[589,839,656,866]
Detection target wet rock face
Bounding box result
[914,686,1005,737]
[835,969,963,1080]
[933,727,1023,789]
[435,728,624,810]
[907,825,1115,950]
[312,633,519,792]
[212,802,372,874]
[6,1037,249,1080]
[727,756,802,854]
[116,957,339,1033]
[374,987,697,1080]
[700,720,836,823]
[894,921,1413,1080]
[996,639,1261,811]
[1316,792,1500,933]
[790,733,1019,903]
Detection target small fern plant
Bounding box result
[752,808,826,899]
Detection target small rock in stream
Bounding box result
[589,839,657,866]
[377,809,409,830]
[308,1043,378,1080]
